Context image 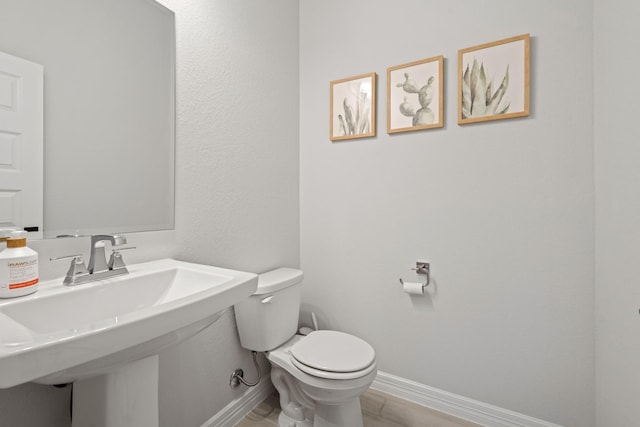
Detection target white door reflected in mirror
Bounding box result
[0,51,43,239]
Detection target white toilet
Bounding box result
[234,268,377,427]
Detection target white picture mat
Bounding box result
[389,61,441,129]
[331,76,373,137]
[461,39,526,113]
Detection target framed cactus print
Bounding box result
[458,33,530,125]
[330,73,376,141]
[387,55,444,134]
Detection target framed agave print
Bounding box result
[387,55,444,134]
[330,73,376,141]
[458,33,530,125]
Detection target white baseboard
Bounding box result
[201,380,275,427]
[372,371,564,427]
[201,370,563,427]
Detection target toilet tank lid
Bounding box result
[254,268,303,294]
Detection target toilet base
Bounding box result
[277,398,363,427]
[278,411,313,427]
[312,398,363,427]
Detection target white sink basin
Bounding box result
[0,258,257,388]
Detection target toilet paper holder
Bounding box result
[399,261,430,289]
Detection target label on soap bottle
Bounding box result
[5,258,39,289]
[0,254,39,297]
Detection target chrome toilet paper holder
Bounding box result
[399,261,430,288]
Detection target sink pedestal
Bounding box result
[72,355,159,427]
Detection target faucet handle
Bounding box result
[50,255,89,284]
[107,247,136,271]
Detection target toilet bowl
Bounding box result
[269,332,376,427]
[234,268,377,427]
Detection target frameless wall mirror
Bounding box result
[0,0,175,238]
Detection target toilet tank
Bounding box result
[234,268,303,352]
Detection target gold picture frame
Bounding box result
[330,72,376,141]
[387,55,444,134]
[458,33,530,125]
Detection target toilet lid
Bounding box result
[290,330,375,373]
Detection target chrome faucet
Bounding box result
[51,234,134,286]
[88,235,127,274]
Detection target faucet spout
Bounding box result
[112,235,127,246]
[88,235,127,274]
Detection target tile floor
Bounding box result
[234,388,482,427]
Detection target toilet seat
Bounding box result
[289,330,376,380]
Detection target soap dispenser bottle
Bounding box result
[0,230,39,298]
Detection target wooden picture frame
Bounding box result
[387,55,444,134]
[458,33,530,125]
[330,73,376,141]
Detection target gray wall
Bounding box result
[299,1,594,426]
[0,0,299,426]
[157,0,299,425]
[594,0,640,425]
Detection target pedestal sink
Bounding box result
[0,258,258,427]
